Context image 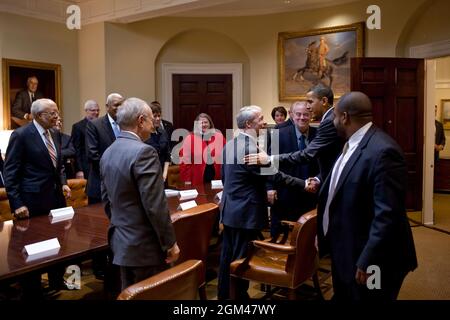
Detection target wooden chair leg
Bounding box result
[199,284,207,300]
[288,288,297,300]
[312,272,324,300]
[229,276,237,300]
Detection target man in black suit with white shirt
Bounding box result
[85,93,123,204]
[319,91,417,300]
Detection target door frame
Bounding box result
[161,63,242,128]
[410,39,450,225]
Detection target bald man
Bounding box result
[318,91,417,300]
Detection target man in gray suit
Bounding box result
[100,97,180,290]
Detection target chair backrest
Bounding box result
[66,179,88,208]
[285,209,318,285]
[0,188,13,221]
[117,260,204,300]
[171,203,219,266]
[167,165,182,188]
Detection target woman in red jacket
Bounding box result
[180,113,225,186]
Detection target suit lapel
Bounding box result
[332,125,377,197]
[28,123,55,169]
[50,129,62,161]
[288,125,299,151]
[102,115,116,144]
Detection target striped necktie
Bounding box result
[43,130,57,168]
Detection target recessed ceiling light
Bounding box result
[284,0,291,4]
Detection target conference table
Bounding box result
[0,183,221,283]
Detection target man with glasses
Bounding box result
[4,98,71,298]
[71,100,100,179]
[4,98,71,219]
[86,93,123,204]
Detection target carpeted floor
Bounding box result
[2,221,449,300]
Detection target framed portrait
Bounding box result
[278,22,364,101]
[441,99,450,130]
[2,58,61,130]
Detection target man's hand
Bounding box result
[305,178,320,193]
[62,185,72,199]
[355,267,368,285]
[267,190,277,205]
[244,151,270,165]
[435,144,444,152]
[14,206,30,220]
[75,171,84,179]
[166,243,180,264]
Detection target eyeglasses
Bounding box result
[40,111,59,117]
[87,109,99,112]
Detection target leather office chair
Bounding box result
[117,260,204,300]
[0,187,13,221]
[229,209,323,300]
[171,202,219,299]
[65,178,88,208]
[167,165,182,188]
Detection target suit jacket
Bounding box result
[86,115,116,199]
[144,127,171,168]
[161,119,175,150]
[435,120,446,161]
[60,132,76,179]
[100,131,176,267]
[275,108,344,182]
[221,133,269,230]
[270,124,319,219]
[317,125,417,286]
[11,90,44,119]
[3,123,67,216]
[274,118,293,130]
[71,118,89,176]
[0,149,4,187]
[221,132,304,230]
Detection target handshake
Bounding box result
[305,177,321,193]
[267,177,320,205]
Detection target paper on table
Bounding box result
[214,191,223,203]
[177,200,198,211]
[165,189,180,198]
[178,189,198,201]
[211,180,223,189]
[23,238,61,262]
[49,207,74,223]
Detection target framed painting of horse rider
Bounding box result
[278,22,364,101]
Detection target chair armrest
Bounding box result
[280,220,297,229]
[252,240,296,254]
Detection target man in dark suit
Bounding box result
[86,93,123,204]
[319,91,417,300]
[4,98,71,218]
[267,101,319,237]
[245,85,344,189]
[100,97,179,290]
[4,98,71,297]
[218,105,268,300]
[71,100,100,179]
[11,76,44,123]
[435,105,446,162]
[218,105,307,300]
[54,117,76,179]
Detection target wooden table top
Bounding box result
[0,183,221,281]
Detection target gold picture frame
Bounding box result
[441,99,450,130]
[2,58,61,130]
[278,22,364,101]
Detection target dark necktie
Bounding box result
[298,134,306,151]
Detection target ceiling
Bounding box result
[0,0,360,25]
